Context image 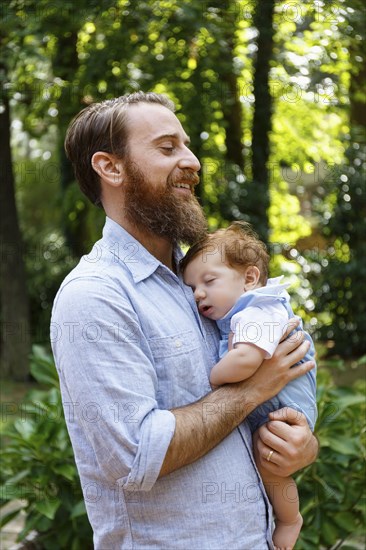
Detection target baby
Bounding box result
[181,221,317,550]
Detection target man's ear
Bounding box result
[243,266,261,290]
[91,152,124,187]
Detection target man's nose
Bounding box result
[178,146,201,172]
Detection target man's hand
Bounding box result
[160,320,316,478]
[256,407,319,477]
[243,319,315,408]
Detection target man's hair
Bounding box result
[64,91,175,207]
[180,221,270,284]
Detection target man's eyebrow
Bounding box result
[152,133,191,145]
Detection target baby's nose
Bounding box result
[194,288,206,301]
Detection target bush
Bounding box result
[296,358,366,549]
[0,346,93,549]
[24,232,78,347]
[1,348,365,548]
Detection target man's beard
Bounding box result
[123,160,207,246]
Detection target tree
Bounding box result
[247,0,275,243]
[312,0,366,357]
[0,59,31,380]
[5,0,365,358]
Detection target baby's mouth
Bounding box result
[199,304,213,316]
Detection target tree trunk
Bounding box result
[222,70,244,168]
[0,79,31,380]
[349,27,366,141]
[201,0,245,223]
[247,0,276,243]
[52,30,88,257]
[184,63,206,204]
[210,0,244,170]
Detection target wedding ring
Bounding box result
[266,449,274,462]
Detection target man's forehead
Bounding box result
[125,103,189,142]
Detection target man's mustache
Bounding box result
[171,170,200,186]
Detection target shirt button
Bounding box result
[175,339,182,348]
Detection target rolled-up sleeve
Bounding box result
[51,276,176,492]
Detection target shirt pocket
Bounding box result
[148,330,207,409]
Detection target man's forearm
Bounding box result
[159,331,314,478]
[159,381,258,477]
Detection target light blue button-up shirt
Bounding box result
[51,217,273,549]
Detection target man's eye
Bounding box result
[161,146,174,153]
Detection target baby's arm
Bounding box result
[210,342,266,386]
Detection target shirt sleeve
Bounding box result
[51,276,176,492]
[231,304,289,358]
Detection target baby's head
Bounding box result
[181,222,270,320]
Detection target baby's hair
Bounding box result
[180,221,270,284]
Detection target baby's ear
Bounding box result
[244,266,261,290]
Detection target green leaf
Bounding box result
[30,363,59,387]
[333,511,358,532]
[52,463,76,481]
[328,438,360,456]
[5,469,31,485]
[13,418,35,440]
[35,498,61,520]
[335,394,366,410]
[70,499,87,519]
[30,347,59,387]
[35,512,52,532]
[32,345,53,362]
[321,519,341,546]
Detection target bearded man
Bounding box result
[51,92,317,549]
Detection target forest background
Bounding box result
[0,0,365,548]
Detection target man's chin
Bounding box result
[174,208,207,245]
[123,167,206,245]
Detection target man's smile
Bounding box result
[173,182,191,190]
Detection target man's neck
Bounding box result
[138,230,175,271]
[107,213,175,271]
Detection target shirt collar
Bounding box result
[102,216,182,283]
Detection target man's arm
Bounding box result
[160,322,314,477]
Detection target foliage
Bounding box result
[309,142,366,356]
[3,0,363,333]
[23,231,78,345]
[14,153,79,344]
[296,360,366,549]
[0,346,93,548]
